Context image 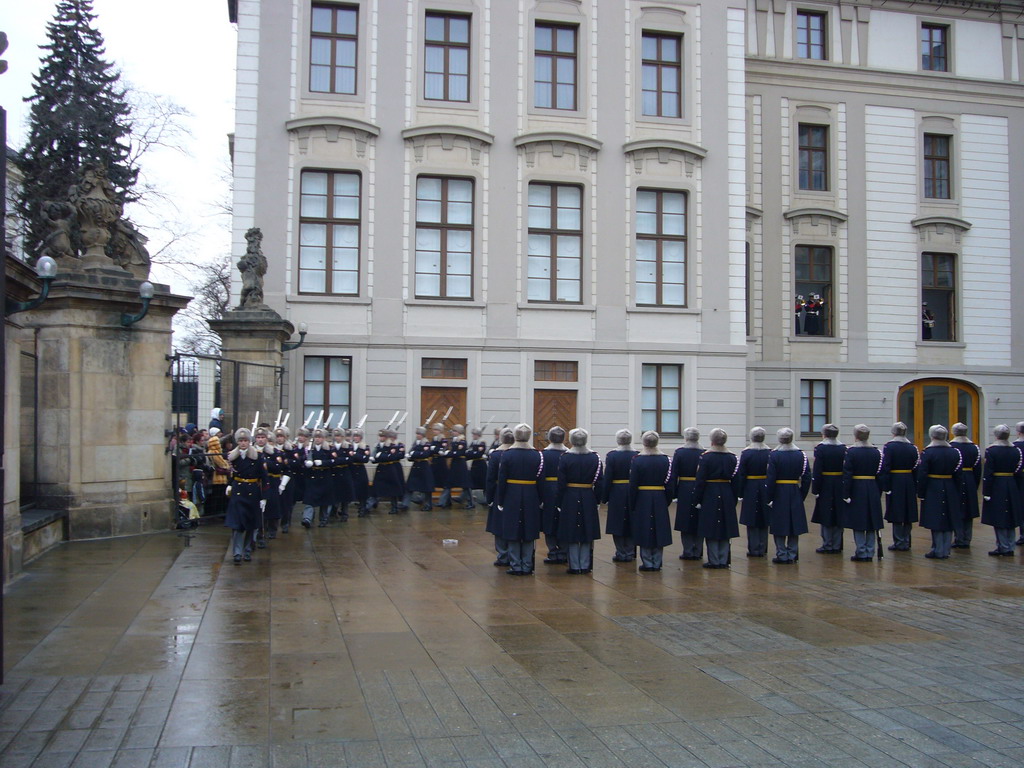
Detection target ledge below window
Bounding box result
[627,306,700,315]
[406,298,486,309]
[517,302,595,312]
[789,335,843,344]
[917,340,965,349]
[289,295,371,305]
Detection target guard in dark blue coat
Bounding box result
[765,428,811,564]
[950,422,980,549]
[348,428,372,516]
[1015,421,1024,545]
[811,424,846,554]
[556,429,602,575]
[629,431,674,571]
[330,428,353,522]
[982,425,1023,556]
[440,424,472,508]
[468,427,489,508]
[224,428,267,564]
[430,422,450,501]
[841,425,883,561]
[404,426,436,510]
[540,427,569,565]
[495,424,544,575]
[603,429,638,562]
[692,429,739,569]
[737,427,771,557]
[371,429,406,514]
[879,422,919,551]
[256,427,286,541]
[485,428,514,566]
[301,428,335,528]
[917,424,964,559]
[671,428,704,560]
[274,426,297,533]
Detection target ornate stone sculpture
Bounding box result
[108,218,152,280]
[70,164,122,268]
[237,227,268,310]
[39,200,76,263]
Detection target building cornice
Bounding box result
[622,139,707,177]
[285,116,381,157]
[402,124,495,166]
[514,132,602,171]
[783,207,848,236]
[911,215,972,244]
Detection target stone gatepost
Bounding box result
[208,309,294,431]
[27,268,188,539]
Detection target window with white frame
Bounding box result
[796,10,827,60]
[424,12,470,102]
[534,23,577,110]
[303,356,352,423]
[800,379,830,435]
[635,189,686,307]
[921,252,955,341]
[923,133,951,200]
[527,183,582,303]
[641,364,682,436]
[309,3,358,94]
[298,170,360,295]
[415,177,474,299]
[641,32,682,118]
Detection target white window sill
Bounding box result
[628,306,700,315]
[406,298,486,309]
[517,302,595,312]
[917,340,965,348]
[289,295,371,305]
[790,335,842,343]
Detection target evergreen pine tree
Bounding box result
[16,0,137,258]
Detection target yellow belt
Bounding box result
[928,474,952,479]
[677,476,696,482]
[962,467,973,471]
[707,479,731,483]
[268,472,283,478]
[567,483,592,488]
[545,476,557,481]
[821,471,842,476]
[506,479,535,485]
[994,472,1015,477]
[638,485,665,491]
[412,458,430,462]
[746,475,766,480]
[776,479,799,485]
[612,479,629,484]
[235,477,259,483]
[852,475,876,480]
[890,469,912,474]
[377,460,400,466]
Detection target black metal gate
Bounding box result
[168,353,284,433]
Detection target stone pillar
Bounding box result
[26,269,188,539]
[208,309,293,432]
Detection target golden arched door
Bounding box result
[897,379,979,447]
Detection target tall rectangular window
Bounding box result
[800,379,830,434]
[641,364,682,436]
[424,12,470,102]
[310,4,358,94]
[794,245,832,337]
[922,252,956,341]
[527,183,582,303]
[303,356,352,423]
[796,10,827,60]
[921,23,948,72]
[299,170,360,294]
[635,189,686,307]
[641,32,682,118]
[415,177,473,299]
[924,134,951,199]
[798,124,829,191]
[535,23,576,110]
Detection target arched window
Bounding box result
[897,378,979,447]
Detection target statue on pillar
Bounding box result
[108,218,152,280]
[70,163,123,269]
[238,227,268,310]
[39,200,76,265]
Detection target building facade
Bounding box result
[230,0,1024,449]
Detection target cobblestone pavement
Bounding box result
[2,507,1024,767]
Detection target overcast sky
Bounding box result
[1,0,238,294]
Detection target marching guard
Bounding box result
[439,424,472,508]
[371,428,407,514]
[495,424,544,575]
[485,427,515,566]
[405,426,436,511]
[224,428,267,564]
[274,426,296,533]
[301,428,335,528]
[468,427,489,508]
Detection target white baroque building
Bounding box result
[229,0,1024,449]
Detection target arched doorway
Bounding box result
[897,378,980,447]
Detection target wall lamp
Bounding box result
[6,256,57,316]
[282,321,308,352]
[121,281,155,327]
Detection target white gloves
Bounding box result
[305,460,314,468]
[260,500,266,511]
[885,491,891,495]
[767,501,773,507]
[984,496,992,501]
[279,475,290,491]
[225,486,233,496]
[844,498,851,504]
[314,459,323,466]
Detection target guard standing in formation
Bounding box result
[811,424,846,554]
[602,429,638,562]
[691,428,739,569]
[486,427,514,566]
[671,428,704,561]
[879,422,919,551]
[765,428,811,564]
[555,429,602,574]
[917,425,963,559]
[982,424,1023,556]
[540,427,569,565]
[495,424,544,575]
[737,427,771,557]
[950,422,980,549]
[841,425,883,561]
[629,431,673,572]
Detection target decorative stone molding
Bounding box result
[746,205,763,233]
[783,207,848,236]
[285,116,381,157]
[401,124,495,166]
[622,139,707,177]
[515,131,602,171]
[911,215,972,245]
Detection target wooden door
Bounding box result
[420,386,467,430]
[533,389,578,449]
[897,378,979,447]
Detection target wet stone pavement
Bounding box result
[2,506,1024,768]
